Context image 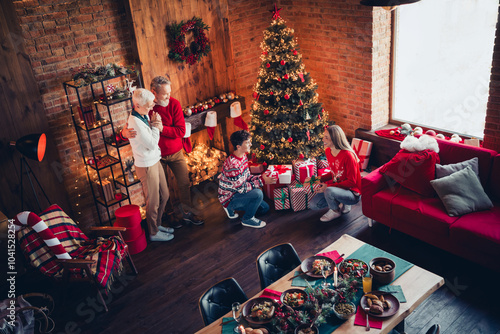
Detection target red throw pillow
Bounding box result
[379,149,440,196]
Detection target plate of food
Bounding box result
[281,288,307,309]
[338,258,369,278]
[300,255,335,278]
[360,291,400,318]
[242,297,276,325]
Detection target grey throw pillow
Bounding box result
[435,157,479,179]
[430,166,493,216]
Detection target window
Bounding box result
[392,0,498,138]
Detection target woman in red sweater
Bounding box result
[309,125,362,222]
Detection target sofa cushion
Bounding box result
[435,157,479,178]
[379,149,439,197]
[436,138,496,187]
[489,154,500,200]
[449,205,500,258]
[371,187,458,238]
[430,166,493,216]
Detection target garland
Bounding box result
[168,17,211,65]
[70,63,137,87]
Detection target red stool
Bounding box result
[114,204,146,254]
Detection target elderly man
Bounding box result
[123,76,204,228]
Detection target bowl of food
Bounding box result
[369,257,396,285]
[338,258,369,278]
[332,301,356,320]
[242,297,276,325]
[281,289,307,309]
[294,323,318,334]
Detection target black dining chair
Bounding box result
[198,277,248,326]
[256,243,302,290]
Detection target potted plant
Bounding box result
[124,158,135,183]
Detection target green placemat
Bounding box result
[345,243,414,287]
[291,271,320,287]
[378,285,406,303]
[221,317,237,334]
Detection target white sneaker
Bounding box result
[223,206,239,219]
[341,204,351,214]
[150,231,174,242]
[158,225,174,233]
[320,209,342,222]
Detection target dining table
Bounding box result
[195,234,445,334]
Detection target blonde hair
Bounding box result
[326,125,360,162]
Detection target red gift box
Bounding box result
[292,158,317,182]
[249,162,266,174]
[273,187,290,210]
[351,138,373,171]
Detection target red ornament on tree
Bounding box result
[299,153,304,159]
[253,92,260,100]
[283,74,289,80]
[263,162,268,166]
[280,60,286,66]
[288,137,293,143]
[260,144,265,150]
[264,109,269,115]
[270,91,274,95]
[277,77,281,82]
[263,51,268,55]
[299,100,303,106]
[293,50,298,55]
[266,63,271,68]
[284,94,290,100]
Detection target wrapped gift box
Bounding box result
[292,158,317,182]
[288,180,308,212]
[265,164,293,184]
[249,162,266,174]
[351,138,373,171]
[273,187,290,210]
[303,176,322,197]
[317,155,329,169]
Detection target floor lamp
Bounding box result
[10,133,51,212]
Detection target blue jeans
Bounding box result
[309,186,360,211]
[228,189,269,221]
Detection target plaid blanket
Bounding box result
[16,204,126,290]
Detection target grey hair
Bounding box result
[132,88,155,107]
[150,76,171,92]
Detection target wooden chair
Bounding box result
[14,204,138,312]
[198,277,248,326]
[256,243,301,290]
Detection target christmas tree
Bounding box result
[249,5,330,164]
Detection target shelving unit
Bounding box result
[63,72,142,225]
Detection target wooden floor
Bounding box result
[13,181,500,334]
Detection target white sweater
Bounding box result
[127,113,161,167]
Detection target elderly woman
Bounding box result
[308,125,362,222]
[128,88,173,241]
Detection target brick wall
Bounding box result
[14,0,139,229]
[485,5,500,152]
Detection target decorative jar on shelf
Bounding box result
[127,171,135,183]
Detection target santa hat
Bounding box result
[230,101,248,130]
[204,111,217,140]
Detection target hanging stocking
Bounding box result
[230,101,248,130]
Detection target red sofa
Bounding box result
[362,138,500,271]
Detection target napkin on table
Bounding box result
[353,305,383,329]
[378,285,406,303]
[316,250,344,264]
[260,288,281,301]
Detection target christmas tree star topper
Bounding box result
[270,4,282,20]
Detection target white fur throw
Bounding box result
[400,134,440,153]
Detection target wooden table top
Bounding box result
[195,234,445,334]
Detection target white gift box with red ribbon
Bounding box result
[351,138,373,171]
[265,164,293,184]
[292,158,317,182]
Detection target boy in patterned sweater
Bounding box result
[218,130,275,228]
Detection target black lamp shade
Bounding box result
[360,0,420,5]
[15,133,47,162]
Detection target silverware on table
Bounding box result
[364,307,370,331]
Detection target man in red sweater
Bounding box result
[123,76,203,227]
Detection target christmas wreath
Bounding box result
[168,17,211,65]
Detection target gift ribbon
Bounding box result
[352,140,369,168]
[273,165,291,174]
[275,188,288,207]
[304,176,321,193]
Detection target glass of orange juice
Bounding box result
[363,274,373,293]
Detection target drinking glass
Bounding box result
[363,274,373,293]
[231,302,242,333]
[321,265,331,288]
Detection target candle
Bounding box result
[334,266,338,287]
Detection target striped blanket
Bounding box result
[16,204,126,290]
